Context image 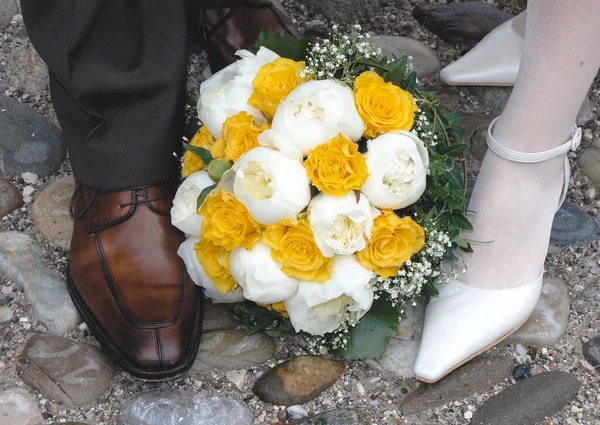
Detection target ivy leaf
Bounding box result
[449,213,474,231]
[443,165,464,189]
[196,184,216,210]
[384,56,408,87]
[251,30,309,61]
[438,143,467,157]
[184,142,213,165]
[336,297,400,360]
[401,71,418,94]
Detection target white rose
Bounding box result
[258,80,365,161]
[233,147,311,225]
[307,192,374,257]
[197,47,279,138]
[284,255,375,336]
[171,171,214,236]
[177,237,245,303]
[229,242,299,304]
[361,131,429,209]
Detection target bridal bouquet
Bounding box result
[172,26,471,358]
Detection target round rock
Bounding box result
[191,330,274,372]
[5,43,49,95]
[371,36,441,78]
[470,371,580,425]
[123,390,253,425]
[0,388,43,425]
[0,178,23,218]
[30,176,74,248]
[0,96,65,178]
[505,278,570,348]
[583,335,600,367]
[579,138,600,185]
[252,355,344,406]
[550,202,599,246]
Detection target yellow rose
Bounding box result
[354,71,418,138]
[183,126,218,177]
[263,218,332,283]
[249,58,309,119]
[221,111,270,162]
[356,211,425,279]
[256,301,289,318]
[304,134,369,197]
[200,188,263,251]
[194,238,237,295]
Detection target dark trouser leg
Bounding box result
[21,0,187,191]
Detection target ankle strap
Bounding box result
[486,117,582,163]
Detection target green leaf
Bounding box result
[401,71,417,94]
[336,297,400,360]
[184,143,213,165]
[437,143,467,157]
[449,213,473,231]
[251,30,309,61]
[227,302,290,335]
[196,184,217,210]
[443,165,464,189]
[384,56,407,87]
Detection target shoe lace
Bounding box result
[119,189,163,208]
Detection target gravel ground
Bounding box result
[1,1,599,424]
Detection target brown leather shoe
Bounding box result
[192,0,302,72]
[67,182,203,380]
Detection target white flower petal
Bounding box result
[307,192,374,257]
[259,80,365,160]
[233,147,311,225]
[171,171,214,236]
[284,256,375,335]
[177,237,245,303]
[362,131,429,209]
[230,242,299,304]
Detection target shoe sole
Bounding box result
[66,270,203,381]
[439,76,515,87]
[414,314,531,384]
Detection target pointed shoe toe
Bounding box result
[440,16,524,87]
[414,275,542,383]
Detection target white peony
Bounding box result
[197,47,279,138]
[258,80,365,161]
[307,192,374,257]
[229,242,299,304]
[284,255,375,335]
[171,171,214,236]
[177,237,245,303]
[233,147,311,225]
[361,131,429,209]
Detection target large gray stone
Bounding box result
[191,330,274,372]
[470,372,580,425]
[0,388,43,425]
[0,232,79,334]
[17,334,116,407]
[0,177,23,218]
[0,0,18,31]
[5,43,49,95]
[579,138,600,185]
[30,176,74,248]
[581,279,600,315]
[412,3,513,47]
[550,202,599,246]
[124,390,253,425]
[202,302,240,333]
[460,113,493,161]
[400,356,514,415]
[369,298,425,378]
[371,36,441,78]
[294,409,370,425]
[505,278,570,348]
[0,96,65,178]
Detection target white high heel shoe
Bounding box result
[440,12,526,87]
[413,117,581,384]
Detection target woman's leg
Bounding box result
[459,0,600,289]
